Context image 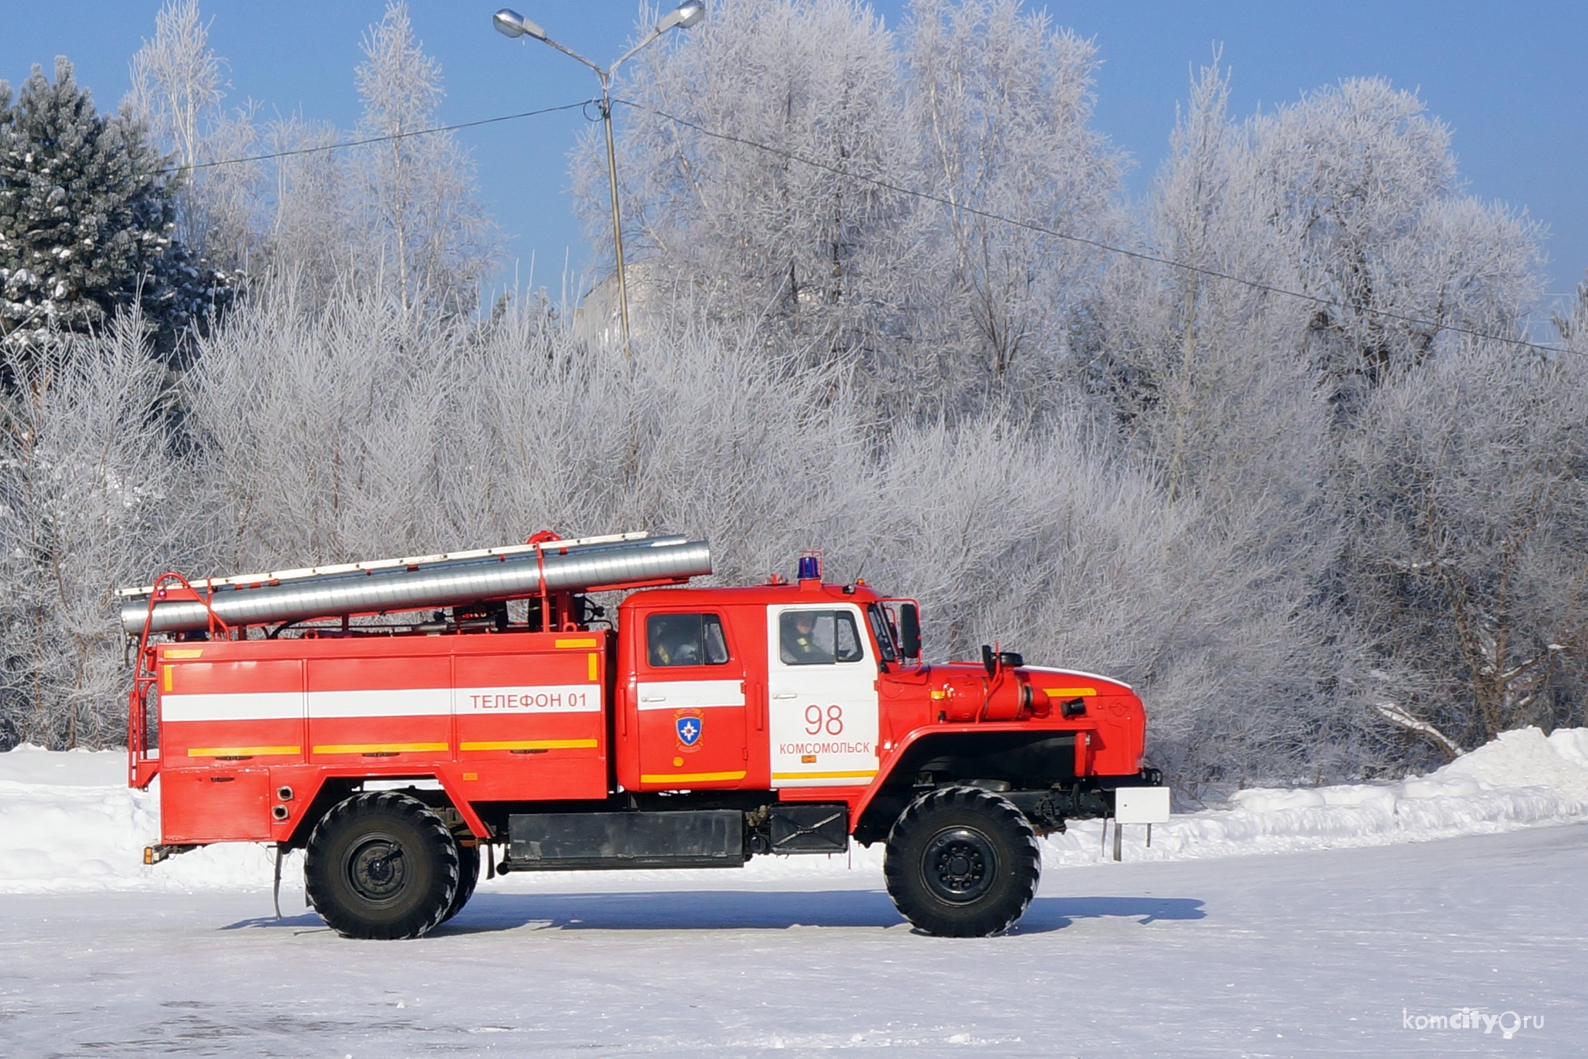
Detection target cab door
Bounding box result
[635,610,749,788]
[766,604,880,789]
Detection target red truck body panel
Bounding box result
[152,631,611,843]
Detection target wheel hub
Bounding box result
[345,834,408,903]
[922,826,998,903]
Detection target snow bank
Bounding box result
[0,745,286,894]
[3,728,1587,894]
[1039,726,1588,868]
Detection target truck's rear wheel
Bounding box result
[883,787,1040,937]
[304,792,458,940]
[441,840,481,924]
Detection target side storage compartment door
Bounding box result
[634,610,749,789]
[159,657,305,766]
[161,767,273,843]
[454,635,608,801]
[307,654,450,764]
[765,605,881,789]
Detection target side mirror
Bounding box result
[899,603,921,660]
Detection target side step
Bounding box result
[499,809,746,873]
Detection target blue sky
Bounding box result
[3,1,1584,313]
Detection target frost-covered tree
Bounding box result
[578,0,915,368]
[582,0,1123,406]
[126,0,263,278]
[902,0,1121,393]
[1343,340,1588,756]
[1084,65,1340,593]
[260,115,355,305]
[1248,78,1541,417]
[1551,272,1588,356]
[1235,81,1564,755]
[349,2,497,314]
[0,58,207,363]
[0,316,195,748]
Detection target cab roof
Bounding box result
[618,580,888,610]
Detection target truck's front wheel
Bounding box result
[883,787,1040,937]
[304,792,459,939]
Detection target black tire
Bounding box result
[883,787,1041,937]
[304,792,459,940]
[440,840,481,924]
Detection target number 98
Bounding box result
[805,704,843,735]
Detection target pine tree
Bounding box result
[0,57,208,365]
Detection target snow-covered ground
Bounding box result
[2,730,1586,1056]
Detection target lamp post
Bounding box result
[494,3,704,359]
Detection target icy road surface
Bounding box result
[2,824,1583,1058]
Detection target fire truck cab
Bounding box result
[125,533,1166,939]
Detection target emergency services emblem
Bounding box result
[675,710,703,751]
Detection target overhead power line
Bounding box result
[156,99,596,175]
[615,98,1572,360]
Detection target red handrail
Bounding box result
[127,572,233,789]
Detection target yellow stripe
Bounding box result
[772,770,878,780]
[459,739,598,751]
[1044,687,1097,698]
[312,743,448,755]
[163,665,173,692]
[163,648,204,659]
[187,746,301,758]
[555,637,598,648]
[640,770,747,784]
[588,652,598,680]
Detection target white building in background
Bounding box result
[571,261,671,348]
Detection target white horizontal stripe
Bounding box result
[162,692,302,723]
[456,685,601,713]
[308,688,450,718]
[163,684,604,722]
[636,679,745,710]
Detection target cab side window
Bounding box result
[779,610,865,665]
[646,613,730,667]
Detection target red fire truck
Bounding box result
[123,531,1166,939]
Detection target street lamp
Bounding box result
[494,3,705,359]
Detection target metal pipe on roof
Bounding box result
[120,536,711,635]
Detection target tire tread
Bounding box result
[304,792,459,940]
[441,841,481,924]
[883,786,1040,937]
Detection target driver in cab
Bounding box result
[781,611,828,665]
[648,616,701,667]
